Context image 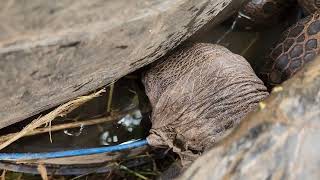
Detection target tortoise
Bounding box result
[233,0,320,88]
[298,0,320,14]
[235,0,294,30]
[143,43,269,164]
[0,0,246,175]
[260,11,320,87]
[0,0,319,177]
[143,0,320,166]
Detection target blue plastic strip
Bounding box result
[0,139,148,160]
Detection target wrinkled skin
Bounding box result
[143,43,268,163]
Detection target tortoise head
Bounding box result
[236,0,293,30]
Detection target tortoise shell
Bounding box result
[237,0,292,29]
[260,11,320,87]
[298,0,320,14]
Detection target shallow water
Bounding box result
[188,19,288,73]
[188,5,304,74]
[3,76,151,153]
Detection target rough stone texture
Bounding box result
[180,57,320,180]
[0,0,245,129]
[143,43,268,164]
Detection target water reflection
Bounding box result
[118,110,142,131]
[64,123,84,137]
[2,76,150,153]
[100,109,143,145]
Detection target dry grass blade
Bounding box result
[0,89,106,150]
[0,112,125,143]
[119,164,149,180]
[1,170,6,180]
[107,83,115,113]
[37,164,48,180]
[240,32,259,56]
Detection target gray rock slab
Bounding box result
[0,0,244,129]
[180,58,320,180]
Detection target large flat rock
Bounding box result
[181,57,320,180]
[0,0,244,129]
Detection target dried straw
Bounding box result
[0,89,106,150]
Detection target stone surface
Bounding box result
[180,57,320,180]
[0,0,244,129]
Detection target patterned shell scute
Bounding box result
[260,11,320,86]
[298,0,320,14]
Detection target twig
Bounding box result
[119,165,149,180]
[137,171,160,176]
[0,89,105,150]
[107,83,115,113]
[1,170,6,180]
[37,164,48,180]
[49,120,52,143]
[70,163,117,180]
[16,173,22,180]
[240,32,259,56]
[0,113,125,143]
[216,14,238,44]
[0,105,150,144]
